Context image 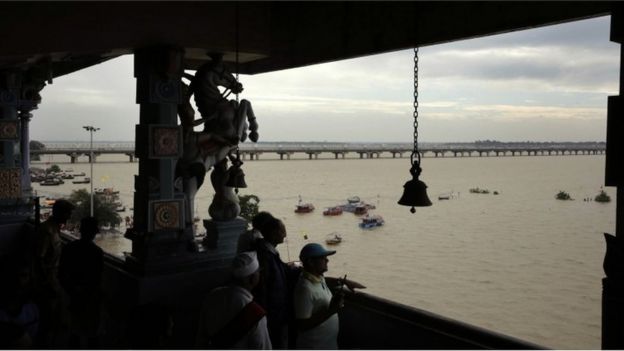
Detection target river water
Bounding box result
[32,153,614,349]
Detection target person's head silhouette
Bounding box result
[79,216,99,241]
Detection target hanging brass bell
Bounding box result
[398,164,432,213]
[225,165,248,188]
[398,177,432,210]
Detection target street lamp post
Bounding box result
[83,126,100,217]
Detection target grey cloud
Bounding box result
[417,16,619,90]
[427,15,612,51]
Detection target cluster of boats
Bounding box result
[295,196,378,216]
[295,196,385,245]
[31,168,90,186]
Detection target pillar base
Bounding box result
[201,217,247,256]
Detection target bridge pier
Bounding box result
[307,152,319,160]
[67,153,79,163]
[126,153,135,162]
[333,152,345,159]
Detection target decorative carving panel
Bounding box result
[0,89,18,106]
[0,168,21,199]
[149,125,182,158]
[150,76,181,104]
[149,199,184,231]
[0,120,19,140]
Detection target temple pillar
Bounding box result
[0,71,23,221]
[0,69,45,221]
[603,5,624,349]
[125,46,196,273]
[19,110,32,197]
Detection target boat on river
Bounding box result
[359,214,385,229]
[295,196,315,213]
[96,187,120,195]
[325,232,343,245]
[72,177,90,184]
[342,200,376,214]
[323,206,343,216]
[347,195,360,203]
[40,178,63,186]
[295,202,315,213]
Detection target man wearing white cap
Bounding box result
[195,251,272,349]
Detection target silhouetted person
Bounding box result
[59,216,103,349]
[237,211,273,253]
[0,321,32,349]
[252,214,301,349]
[0,255,39,347]
[33,198,74,347]
[196,251,271,349]
[127,303,174,349]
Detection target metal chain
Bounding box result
[235,3,240,104]
[412,47,421,166]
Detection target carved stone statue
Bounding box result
[176,53,258,225]
[208,158,241,221]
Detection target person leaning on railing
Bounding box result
[293,243,365,349]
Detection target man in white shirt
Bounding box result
[196,251,272,349]
[293,243,344,349]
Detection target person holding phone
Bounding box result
[293,243,365,349]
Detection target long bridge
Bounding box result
[30,142,606,163]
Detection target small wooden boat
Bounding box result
[72,177,90,184]
[359,215,385,229]
[72,172,86,177]
[323,206,343,216]
[295,196,315,213]
[295,203,315,213]
[347,196,361,204]
[325,232,342,245]
[95,187,120,195]
[354,205,368,216]
[40,178,63,186]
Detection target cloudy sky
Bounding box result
[31,15,619,143]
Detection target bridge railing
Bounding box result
[32,142,607,156]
